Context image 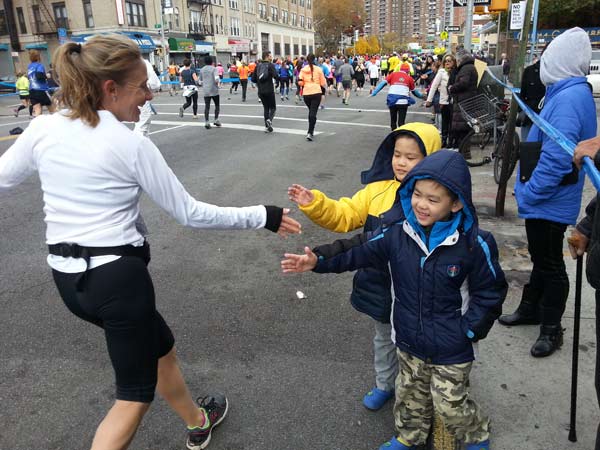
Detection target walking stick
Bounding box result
[568,255,583,442]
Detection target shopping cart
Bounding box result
[457,91,512,168]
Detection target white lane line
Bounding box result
[0,119,31,127]
[151,120,323,136]
[153,112,390,128]
[148,124,187,135]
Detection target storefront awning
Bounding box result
[168,37,195,52]
[71,32,156,51]
[25,42,48,50]
[195,41,214,53]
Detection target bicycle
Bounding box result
[457,88,519,180]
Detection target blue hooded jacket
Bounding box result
[515,77,597,224]
[314,151,508,364]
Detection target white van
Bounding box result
[590,50,600,74]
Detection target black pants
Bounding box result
[240,79,248,101]
[524,218,569,325]
[52,257,174,403]
[183,92,198,115]
[595,291,600,450]
[441,104,452,146]
[204,95,220,121]
[303,93,321,135]
[449,128,469,150]
[389,104,408,130]
[258,92,276,125]
[280,78,290,97]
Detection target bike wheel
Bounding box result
[459,129,493,167]
[494,129,521,184]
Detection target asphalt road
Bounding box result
[0,87,598,450]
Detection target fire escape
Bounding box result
[187,0,214,40]
[27,0,69,37]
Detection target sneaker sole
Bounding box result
[186,399,229,450]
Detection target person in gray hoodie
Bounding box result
[500,27,597,358]
[337,58,355,105]
[198,55,222,129]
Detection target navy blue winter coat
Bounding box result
[314,151,508,364]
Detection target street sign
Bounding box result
[57,27,67,45]
[445,25,461,32]
[154,23,162,28]
[440,31,449,40]
[453,0,490,6]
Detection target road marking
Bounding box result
[153,112,390,128]
[0,134,18,141]
[148,124,187,136]
[151,120,323,136]
[0,119,31,127]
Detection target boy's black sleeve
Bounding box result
[313,231,370,259]
[313,226,391,274]
[463,232,508,342]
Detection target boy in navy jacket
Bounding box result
[282,151,507,450]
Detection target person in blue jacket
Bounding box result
[282,150,508,450]
[500,27,597,358]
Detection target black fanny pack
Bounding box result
[519,141,579,185]
[49,241,151,291]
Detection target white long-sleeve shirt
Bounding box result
[426,69,450,105]
[0,110,267,272]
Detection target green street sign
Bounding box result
[154,23,162,28]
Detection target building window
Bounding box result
[126,1,147,27]
[301,44,306,55]
[230,17,240,36]
[229,0,238,9]
[281,10,288,24]
[53,2,68,29]
[307,0,311,8]
[16,7,27,34]
[32,5,42,33]
[274,42,280,56]
[293,43,299,55]
[284,43,290,55]
[270,6,278,21]
[306,17,311,29]
[0,10,7,35]
[299,0,304,6]
[290,12,296,26]
[299,14,304,28]
[82,0,94,27]
[258,2,266,19]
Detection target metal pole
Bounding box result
[464,0,475,52]
[159,1,168,69]
[568,255,583,442]
[529,0,540,63]
[496,11,502,64]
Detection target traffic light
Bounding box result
[489,0,508,12]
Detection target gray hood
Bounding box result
[540,27,592,86]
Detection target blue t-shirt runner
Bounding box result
[28,62,49,91]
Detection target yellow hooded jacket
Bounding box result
[299,122,442,233]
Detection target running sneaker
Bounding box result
[320,105,325,110]
[266,119,273,133]
[179,107,184,118]
[13,108,18,117]
[205,121,211,129]
[286,95,289,100]
[186,394,229,450]
[306,133,313,141]
[192,115,198,119]
[281,96,284,101]
[213,119,222,127]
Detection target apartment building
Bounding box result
[0,0,313,79]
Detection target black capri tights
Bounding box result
[52,256,174,403]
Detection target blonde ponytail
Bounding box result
[53,34,141,127]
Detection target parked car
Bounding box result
[590,50,600,74]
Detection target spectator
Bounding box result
[499,27,597,358]
[517,57,545,141]
[501,53,510,84]
[447,49,478,156]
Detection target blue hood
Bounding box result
[544,76,591,102]
[399,151,477,247]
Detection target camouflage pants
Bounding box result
[393,350,490,446]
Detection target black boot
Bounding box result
[498,284,541,326]
[531,324,564,357]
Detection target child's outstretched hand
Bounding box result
[288,184,314,206]
[281,246,318,273]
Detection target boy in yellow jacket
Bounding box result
[287,122,441,410]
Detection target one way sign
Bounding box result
[453,0,490,6]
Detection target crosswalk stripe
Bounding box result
[151,120,323,136]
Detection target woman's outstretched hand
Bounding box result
[277,208,302,238]
[281,246,318,273]
[288,184,314,206]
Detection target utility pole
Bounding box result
[529,0,540,63]
[463,0,475,51]
[160,0,169,70]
